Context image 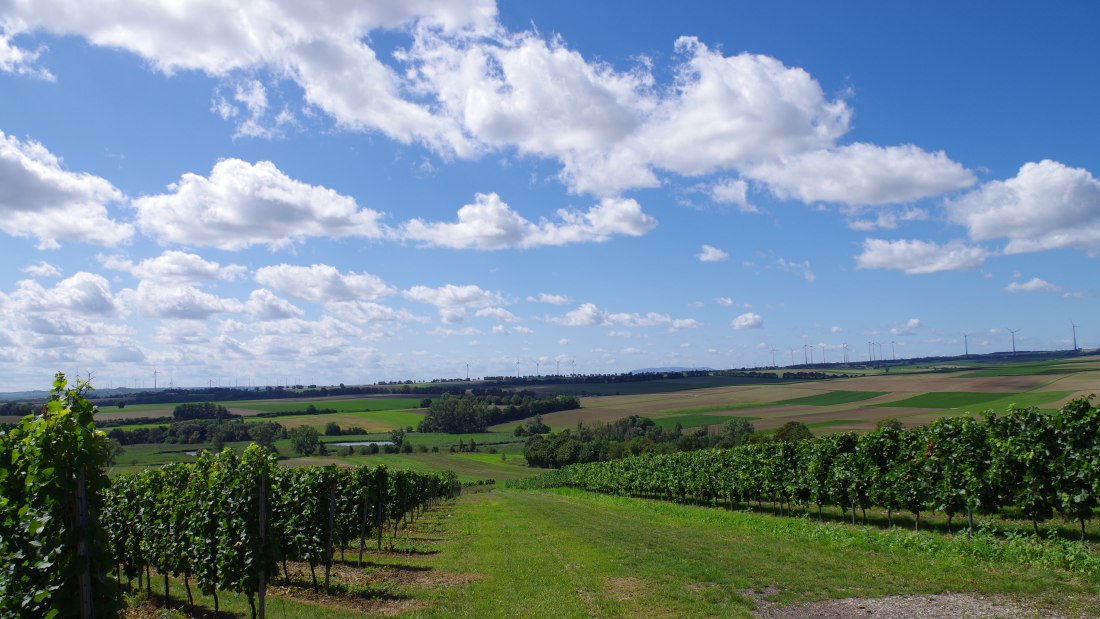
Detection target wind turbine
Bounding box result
[1008,328,1020,354]
[465,362,469,381]
[1071,321,1079,352]
[963,332,970,357]
[891,341,896,361]
[789,347,796,365]
[842,343,849,364]
[819,344,825,364]
[153,367,159,390]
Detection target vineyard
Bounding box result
[0,375,463,618]
[513,396,1100,540]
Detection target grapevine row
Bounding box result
[513,397,1100,539]
[102,445,462,617]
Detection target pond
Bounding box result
[330,440,395,447]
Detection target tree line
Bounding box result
[417,392,580,433]
[513,397,1100,539]
[523,416,757,468]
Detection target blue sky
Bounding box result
[1,1,1098,390]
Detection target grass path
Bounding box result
[412,489,1099,618]
[122,487,1099,617]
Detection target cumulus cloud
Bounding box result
[716,297,734,307]
[101,250,246,285]
[133,159,384,250]
[708,178,757,212]
[2,1,495,155]
[244,288,304,320]
[1004,277,1061,294]
[324,300,422,324]
[122,281,243,319]
[22,261,61,278]
[552,302,607,326]
[696,244,728,263]
[254,263,392,303]
[746,143,975,206]
[670,318,702,332]
[399,192,656,249]
[404,283,505,323]
[947,160,1100,256]
[731,312,763,330]
[474,306,519,322]
[0,131,132,248]
[855,238,988,274]
[4,272,123,318]
[527,292,569,305]
[890,318,922,336]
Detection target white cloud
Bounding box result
[513,325,534,334]
[554,303,607,326]
[847,207,928,231]
[324,300,422,324]
[947,160,1100,256]
[559,338,569,345]
[716,297,734,307]
[404,283,505,323]
[1004,277,1061,294]
[777,258,815,283]
[607,311,673,328]
[101,250,245,285]
[830,326,843,334]
[0,131,132,248]
[708,178,757,213]
[890,318,922,336]
[696,244,728,263]
[855,238,988,274]
[134,159,384,250]
[554,37,852,194]
[22,261,61,278]
[731,312,763,330]
[621,347,642,355]
[3,1,495,155]
[122,281,243,320]
[746,143,974,207]
[670,318,702,332]
[255,264,392,303]
[474,306,519,322]
[0,31,53,80]
[4,272,123,318]
[429,326,482,337]
[399,192,656,249]
[527,292,569,305]
[244,289,304,320]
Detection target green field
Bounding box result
[775,390,888,406]
[874,391,1006,409]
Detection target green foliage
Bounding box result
[719,417,754,446]
[418,392,580,433]
[289,425,321,456]
[0,372,120,618]
[774,421,813,442]
[172,402,234,421]
[513,397,1100,541]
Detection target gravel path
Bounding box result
[752,590,1071,618]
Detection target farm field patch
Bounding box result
[873,391,1009,409]
[774,390,888,406]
